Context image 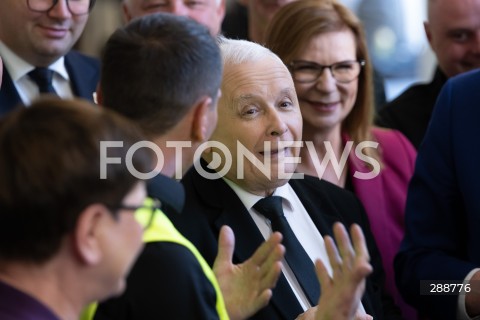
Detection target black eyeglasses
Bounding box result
[289,60,365,84]
[110,198,162,230]
[27,0,96,16]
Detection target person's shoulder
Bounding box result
[381,81,433,111]
[65,50,99,68]
[135,241,202,274]
[371,127,415,153]
[447,68,480,90]
[124,241,215,298]
[291,175,359,204]
[371,127,416,174]
[95,241,219,320]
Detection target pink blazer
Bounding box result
[347,127,416,319]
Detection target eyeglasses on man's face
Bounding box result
[27,0,96,16]
[289,60,365,84]
[111,198,162,231]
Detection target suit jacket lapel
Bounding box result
[192,163,303,319]
[0,52,98,116]
[290,177,379,317]
[65,52,98,101]
[290,179,338,237]
[0,67,22,116]
[213,186,303,320]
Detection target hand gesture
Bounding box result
[213,225,285,320]
[298,222,373,320]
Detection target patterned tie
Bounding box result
[253,196,320,305]
[28,67,57,95]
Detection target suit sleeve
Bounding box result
[394,78,477,319]
[94,242,220,320]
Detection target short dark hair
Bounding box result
[0,98,152,263]
[100,13,222,136]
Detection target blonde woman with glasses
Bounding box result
[265,0,417,318]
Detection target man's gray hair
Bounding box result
[218,36,285,68]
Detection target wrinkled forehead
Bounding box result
[223,56,292,89]
[219,60,298,117]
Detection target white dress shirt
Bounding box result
[0,41,73,105]
[224,178,366,315]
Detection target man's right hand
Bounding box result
[213,225,285,320]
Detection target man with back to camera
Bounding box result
[0,0,100,115]
[376,0,480,149]
[90,14,285,320]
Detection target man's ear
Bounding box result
[73,204,109,266]
[122,1,133,23]
[424,21,433,46]
[191,96,214,143]
[217,0,227,19]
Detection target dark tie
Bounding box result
[28,67,57,95]
[253,196,320,305]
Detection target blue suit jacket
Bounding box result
[0,50,99,116]
[175,160,401,320]
[395,69,480,319]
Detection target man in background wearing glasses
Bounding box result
[0,0,99,116]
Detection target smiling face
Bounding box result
[207,55,302,196]
[293,29,358,135]
[123,0,225,35]
[0,0,89,66]
[425,0,480,77]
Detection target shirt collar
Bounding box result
[223,178,294,212]
[0,41,69,82]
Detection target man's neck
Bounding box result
[152,135,195,179]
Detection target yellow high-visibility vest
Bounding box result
[81,198,229,320]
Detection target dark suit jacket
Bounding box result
[0,50,99,116]
[395,69,480,320]
[376,67,447,149]
[94,174,221,320]
[174,161,401,320]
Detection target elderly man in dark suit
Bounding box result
[175,38,401,320]
[0,0,99,115]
